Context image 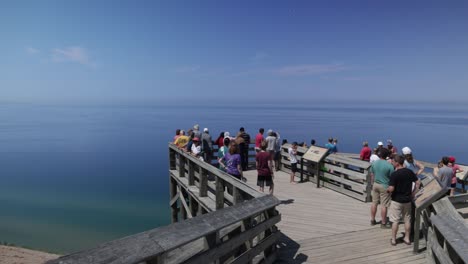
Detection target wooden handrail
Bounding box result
[46,195,280,264]
[425,197,468,263]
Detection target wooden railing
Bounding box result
[47,144,281,264]
[279,144,372,202]
[421,194,468,263]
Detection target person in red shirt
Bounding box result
[255,128,264,153]
[448,156,464,196]
[215,132,225,149]
[360,141,371,161]
[256,140,274,194]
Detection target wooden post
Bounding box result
[200,168,208,197]
[170,177,178,223]
[232,187,242,205]
[316,161,321,188]
[215,177,224,210]
[300,158,304,183]
[188,161,195,186]
[179,155,186,178]
[169,148,176,170]
[181,188,187,220]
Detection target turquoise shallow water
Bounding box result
[0,102,467,253]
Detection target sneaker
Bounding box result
[370,220,377,226]
[381,223,391,229]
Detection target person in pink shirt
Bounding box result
[255,128,264,153]
[173,129,181,142]
[360,141,371,161]
[448,156,464,196]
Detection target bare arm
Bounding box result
[415,160,425,175]
[412,180,421,197]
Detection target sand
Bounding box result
[0,246,60,264]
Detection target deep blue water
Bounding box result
[0,101,467,253]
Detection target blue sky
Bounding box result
[1,1,467,104]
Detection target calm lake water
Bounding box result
[1,101,467,253]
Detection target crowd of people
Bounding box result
[173,125,286,194]
[363,139,463,246]
[174,127,464,246]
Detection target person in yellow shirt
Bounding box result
[174,130,189,149]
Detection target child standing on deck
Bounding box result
[288,142,298,184]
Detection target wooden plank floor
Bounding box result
[242,169,426,264]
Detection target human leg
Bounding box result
[370,185,380,223]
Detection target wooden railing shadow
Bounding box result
[276,233,308,264]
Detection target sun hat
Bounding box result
[402,147,412,155]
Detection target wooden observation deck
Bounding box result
[47,142,468,264]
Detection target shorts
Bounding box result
[451,183,457,188]
[389,201,412,224]
[371,183,391,207]
[257,174,273,187]
[291,163,298,173]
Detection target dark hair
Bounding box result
[404,153,414,163]
[223,137,230,147]
[229,142,238,155]
[259,128,264,133]
[176,129,180,135]
[240,127,245,132]
[292,141,298,146]
[393,154,405,166]
[282,139,288,145]
[328,137,333,143]
[311,139,316,145]
[219,132,225,138]
[272,132,277,137]
[442,156,449,165]
[378,148,390,159]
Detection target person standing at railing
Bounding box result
[201,128,213,164]
[325,137,334,154]
[401,147,425,179]
[387,139,398,154]
[448,156,463,196]
[217,137,230,171]
[174,130,189,149]
[238,127,251,171]
[288,142,298,184]
[387,154,420,246]
[370,148,394,228]
[436,157,453,196]
[274,131,282,171]
[360,141,371,161]
[191,137,204,161]
[265,130,277,169]
[215,132,225,150]
[219,142,243,181]
[256,140,274,194]
[255,128,264,153]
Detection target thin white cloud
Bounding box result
[174,65,200,73]
[274,63,348,76]
[51,46,93,66]
[26,47,40,54]
[251,52,269,61]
